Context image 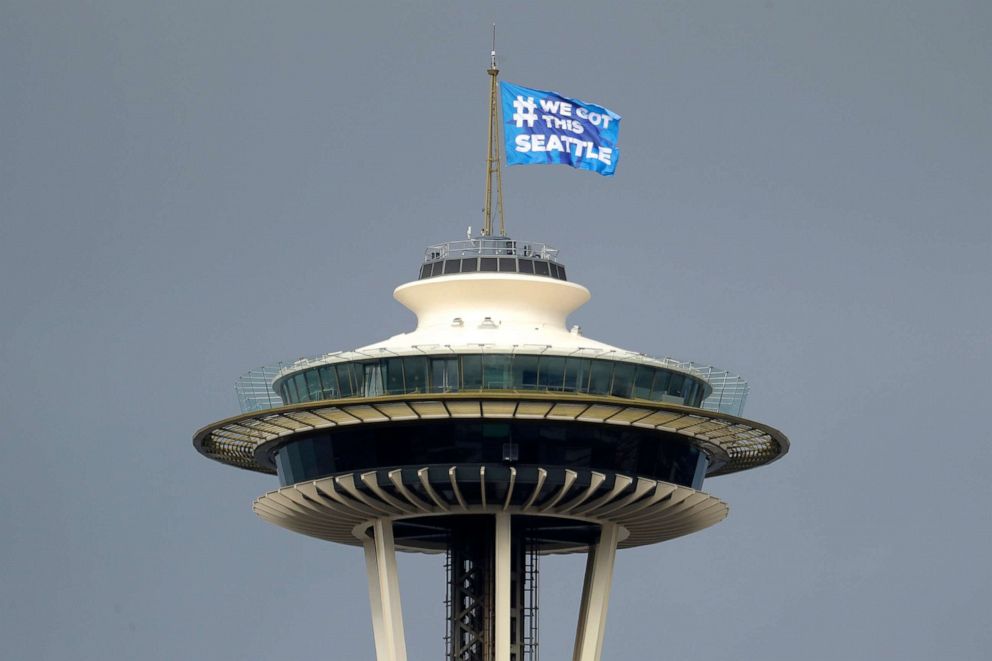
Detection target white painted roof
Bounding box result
[356,272,619,353]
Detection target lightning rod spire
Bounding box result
[483,24,506,237]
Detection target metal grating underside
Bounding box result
[253,466,728,550]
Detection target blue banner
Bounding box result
[500,81,621,176]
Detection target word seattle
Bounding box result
[500,81,621,176]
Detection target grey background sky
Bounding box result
[1,2,989,660]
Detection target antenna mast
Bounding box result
[483,24,506,237]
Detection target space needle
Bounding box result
[193,39,789,661]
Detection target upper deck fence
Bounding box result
[235,350,748,417]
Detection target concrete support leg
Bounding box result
[494,512,512,661]
[572,522,620,661]
[363,538,390,661]
[363,519,408,661]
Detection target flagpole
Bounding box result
[483,24,506,237]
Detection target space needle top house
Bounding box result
[193,39,789,661]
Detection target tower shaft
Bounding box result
[446,516,532,661]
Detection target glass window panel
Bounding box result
[431,357,459,392]
[668,373,685,397]
[512,355,540,389]
[588,361,614,395]
[443,259,461,274]
[349,363,365,394]
[683,379,696,405]
[610,363,636,398]
[294,374,310,402]
[557,265,567,280]
[283,378,298,403]
[445,359,459,392]
[286,444,304,483]
[650,370,671,401]
[498,257,516,272]
[275,448,287,486]
[480,257,498,272]
[318,365,338,398]
[363,362,384,396]
[335,364,355,397]
[431,358,445,393]
[483,354,511,389]
[461,258,478,272]
[538,356,566,391]
[534,260,550,276]
[563,357,590,392]
[402,357,428,393]
[429,261,441,277]
[419,263,431,279]
[305,370,322,400]
[517,258,534,274]
[384,358,405,394]
[632,366,655,399]
[461,355,483,389]
[693,380,705,405]
[549,263,561,279]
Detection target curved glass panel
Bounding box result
[274,420,709,488]
[275,354,709,407]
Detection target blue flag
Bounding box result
[500,81,621,176]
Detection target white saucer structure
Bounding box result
[194,234,788,661]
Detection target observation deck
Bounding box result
[199,235,787,491]
[194,231,790,661]
[419,236,567,281]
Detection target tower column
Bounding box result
[363,519,408,661]
[572,522,620,661]
[494,512,512,661]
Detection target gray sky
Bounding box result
[1,2,989,660]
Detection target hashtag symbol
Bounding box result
[512,96,538,128]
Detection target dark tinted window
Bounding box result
[274,420,707,489]
[294,374,310,402]
[385,358,405,394]
[564,357,589,392]
[277,358,710,411]
[483,354,511,388]
[588,361,613,395]
[319,365,338,398]
[518,259,535,274]
[443,259,461,274]
[480,257,498,272]
[498,257,516,272]
[632,366,654,399]
[461,258,478,272]
[461,355,482,389]
[538,356,565,391]
[513,355,539,389]
[534,260,550,276]
[610,363,636,398]
[650,370,671,401]
[402,357,428,393]
[431,357,458,392]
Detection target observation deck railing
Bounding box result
[235,349,748,417]
[423,238,560,263]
